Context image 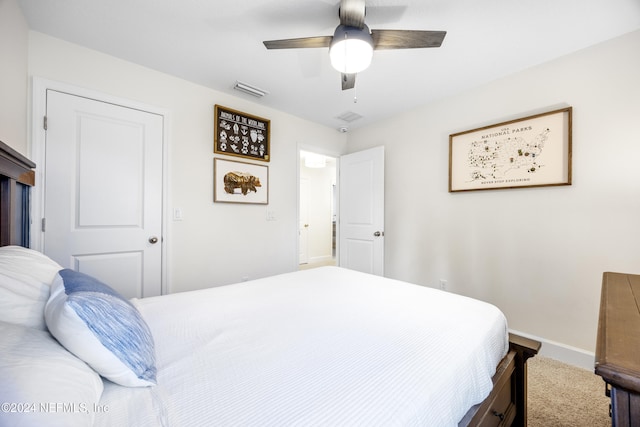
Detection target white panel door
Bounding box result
[299,177,310,264]
[44,90,163,298]
[339,146,384,275]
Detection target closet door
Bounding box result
[43,89,163,299]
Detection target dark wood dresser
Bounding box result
[595,272,640,426]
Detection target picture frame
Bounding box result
[449,107,572,192]
[214,158,269,204]
[214,105,270,162]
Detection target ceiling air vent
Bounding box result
[337,111,363,123]
[233,81,269,98]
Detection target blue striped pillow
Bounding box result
[45,269,156,387]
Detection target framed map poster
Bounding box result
[449,107,572,192]
[214,105,270,162]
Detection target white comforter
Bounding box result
[95,267,508,427]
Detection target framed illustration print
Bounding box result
[449,107,572,192]
[214,158,269,204]
[214,105,270,162]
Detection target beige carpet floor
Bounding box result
[528,356,611,426]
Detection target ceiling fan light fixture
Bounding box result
[329,25,373,74]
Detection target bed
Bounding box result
[0,141,540,427]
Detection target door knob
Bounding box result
[373,231,384,237]
[304,224,309,228]
[148,236,159,244]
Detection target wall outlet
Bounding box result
[439,279,447,291]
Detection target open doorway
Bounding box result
[299,150,337,270]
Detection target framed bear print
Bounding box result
[214,158,269,204]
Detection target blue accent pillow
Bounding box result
[45,269,156,387]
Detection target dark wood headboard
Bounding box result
[0,140,35,247]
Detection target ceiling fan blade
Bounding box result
[371,30,447,50]
[263,36,332,50]
[339,0,366,29]
[341,73,356,90]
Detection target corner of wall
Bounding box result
[0,0,29,154]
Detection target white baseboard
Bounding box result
[308,255,335,264]
[509,329,595,371]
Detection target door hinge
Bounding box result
[41,218,46,232]
[43,116,48,130]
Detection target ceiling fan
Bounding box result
[263,0,446,91]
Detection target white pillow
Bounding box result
[45,269,157,387]
[0,320,104,427]
[0,246,62,329]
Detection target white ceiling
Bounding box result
[17,0,640,131]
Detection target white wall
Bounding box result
[346,30,640,358]
[0,0,29,154]
[27,31,347,293]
